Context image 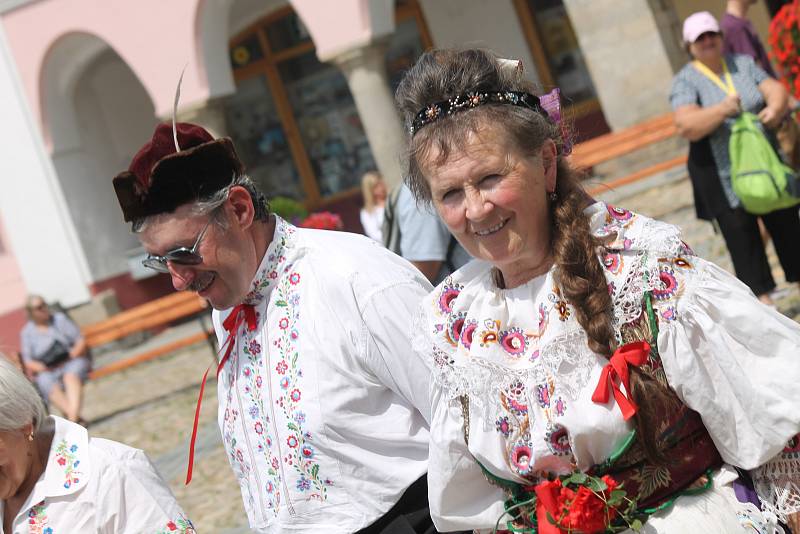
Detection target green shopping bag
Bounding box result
[729,112,800,214]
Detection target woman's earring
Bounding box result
[548,191,558,201]
[28,432,34,442]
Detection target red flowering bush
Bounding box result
[300,211,344,231]
[769,0,800,100]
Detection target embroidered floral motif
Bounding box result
[496,416,512,436]
[438,281,463,314]
[499,327,528,357]
[603,252,623,274]
[606,204,634,222]
[223,223,298,516]
[510,442,534,476]
[239,317,282,512]
[460,319,478,349]
[27,501,51,534]
[550,290,571,322]
[242,224,296,305]
[652,269,678,301]
[447,312,467,347]
[545,424,572,456]
[156,516,196,533]
[274,267,333,502]
[478,319,501,347]
[54,440,81,489]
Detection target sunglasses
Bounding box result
[142,217,214,273]
[31,303,48,311]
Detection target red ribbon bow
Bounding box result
[591,341,650,421]
[186,303,257,484]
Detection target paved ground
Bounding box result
[77,170,800,533]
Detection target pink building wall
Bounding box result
[0,216,28,354]
[1,0,214,148]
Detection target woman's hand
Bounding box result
[758,106,784,129]
[718,94,741,118]
[69,338,87,359]
[25,359,47,375]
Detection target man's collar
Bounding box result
[26,416,90,507]
[242,215,296,306]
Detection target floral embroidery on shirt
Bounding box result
[548,285,571,322]
[156,516,196,533]
[650,256,696,322]
[241,323,282,511]
[243,224,296,305]
[438,281,463,314]
[27,501,51,534]
[222,222,296,516]
[274,266,333,502]
[54,440,81,489]
[603,251,623,274]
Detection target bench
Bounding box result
[83,291,214,379]
[568,112,688,195]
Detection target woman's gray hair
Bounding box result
[0,356,47,432]
[132,173,270,233]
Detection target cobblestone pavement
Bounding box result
[79,172,800,533]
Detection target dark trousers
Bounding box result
[715,205,800,296]
[357,475,467,534]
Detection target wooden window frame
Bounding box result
[229,0,431,210]
[512,0,601,120]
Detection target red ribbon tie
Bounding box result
[186,303,257,484]
[591,341,650,421]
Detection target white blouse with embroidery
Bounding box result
[0,416,194,534]
[414,202,800,532]
[211,216,433,533]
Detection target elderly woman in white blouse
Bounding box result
[0,356,195,533]
[396,48,800,533]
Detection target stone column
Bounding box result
[330,40,406,189]
[562,0,685,130]
[173,97,229,139]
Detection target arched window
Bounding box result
[513,0,610,139]
[226,1,431,209]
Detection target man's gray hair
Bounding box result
[132,174,269,233]
[0,356,47,432]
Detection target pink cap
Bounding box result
[683,11,720,43]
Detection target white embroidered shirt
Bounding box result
[414,202,800,531]
[0,416,193,534]
[211,216,433,533]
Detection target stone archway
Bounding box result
[42,32,158,283]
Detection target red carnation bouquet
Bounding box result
[502,472,642,533]
[299,211,344,231]
[769,1,800,104]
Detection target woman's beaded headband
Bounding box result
[409,90,546,136]
[408,87,572,155]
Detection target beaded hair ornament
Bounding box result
[409,58,572,155]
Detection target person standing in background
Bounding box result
[385,183,471,285]
[359,171,387,242]
[722,0,777,77]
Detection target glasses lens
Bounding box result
[165,249,204,266]
[142,257,170,273]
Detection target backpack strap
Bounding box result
[381,185,403,253]
[444,234,458,273]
